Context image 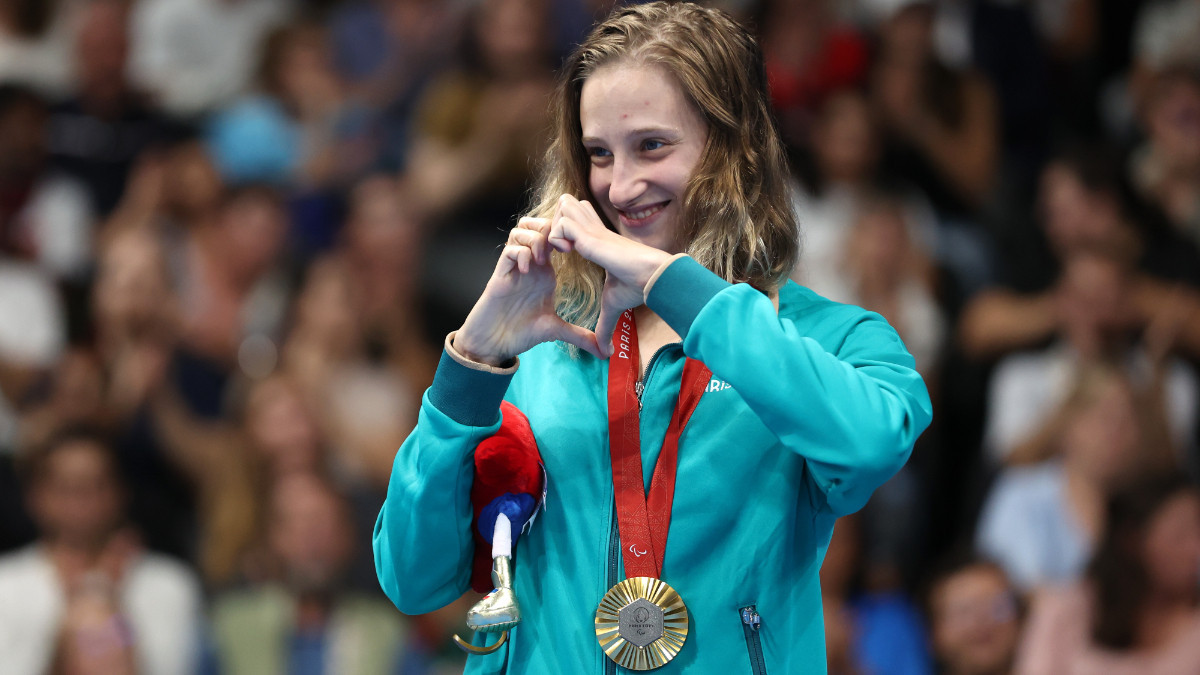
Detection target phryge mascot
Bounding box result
[453,401,546,654]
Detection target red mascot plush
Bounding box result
[454,401,546,655]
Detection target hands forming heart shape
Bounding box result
[453,195,674,366]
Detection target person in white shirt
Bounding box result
[0,428,203,675]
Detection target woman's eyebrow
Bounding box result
[582,127,679,143]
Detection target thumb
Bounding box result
[594,302,620,359]
[552,319,605,360]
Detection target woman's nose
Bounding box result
[607,155,645,209]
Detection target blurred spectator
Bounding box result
[789,89,940,304]
[961,148,1200,361]
[405,0,554,226]
[327,0,460,170]
[209,472,422,674]
[101,136,224,242]
[841,195,946,377]
[821,512,933,675]
[978,247,1198,467]
[758,0,870,148]
[284,176,434,489]
[0,83,94,280]
[5,349,103,550]
[0,0,85,98]
[976,361,1176,592]
[176,182,292,406]
[149,370,385,591]
[207,19,376,191]
[129,0,294,119]
[1130,0,1200,112]
[924,554,1022,675]
[46,0,174,218]
[869,0,998,219]
[0,84,69,461]
[407,0,557,336]
[1128,67,1200,250]
[33,225,198,561]
[1013,472,1200,673]
[0,428,203,675]
[0,261,66,451]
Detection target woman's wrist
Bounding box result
[450,330,510,368]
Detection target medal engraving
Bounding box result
[595,577,688,670]
[618,598,664,647]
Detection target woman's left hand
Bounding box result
[548,195,673,356]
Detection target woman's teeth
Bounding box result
[625,204,665,220]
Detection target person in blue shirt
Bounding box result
[374,3,932,673]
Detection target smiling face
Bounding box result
[580,61,708,254]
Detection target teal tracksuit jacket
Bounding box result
[374,257,933,674]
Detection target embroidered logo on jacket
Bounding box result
[705,378,733,393]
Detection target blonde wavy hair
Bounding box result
[527,1,800,329]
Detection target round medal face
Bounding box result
[595,577,689,670]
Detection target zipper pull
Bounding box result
[635,380,645,409]
[741,607,761,631]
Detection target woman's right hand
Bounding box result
[453,217,604,365]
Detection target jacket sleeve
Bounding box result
[647,257,933,516]
[372,338,514,615]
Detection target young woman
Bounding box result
[373,4,932,673]
[1014,473,1200,674]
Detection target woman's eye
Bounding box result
[587,147,612,159]
[642,140,665,151]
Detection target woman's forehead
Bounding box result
[579,62,703,140]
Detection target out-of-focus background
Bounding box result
[2,0,1200,673]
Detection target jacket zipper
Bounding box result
[605,501,619,675]
[740,606,767,675]
[636,344,673,409]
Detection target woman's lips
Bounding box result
[618,202,668,227]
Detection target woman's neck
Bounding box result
[633,306,679,376]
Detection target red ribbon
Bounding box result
[607,310,711,579]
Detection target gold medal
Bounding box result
[595,577,689,670]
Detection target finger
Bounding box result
[517,216,550,233]
[508,228,548,264]
[548,215,574,253]
[520,218,552,263]
[551,320,604,360]
[496,244,521,277]
[516,245,532,274]
[551,195,567,225]
[499,243,534,277]
[580,199,603,223]
[594,303,619,358]
[558,194,588,222]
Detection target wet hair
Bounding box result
[1088,472,1198,649]
[531,1,800,331]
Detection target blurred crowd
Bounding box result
[1,0,1200,673]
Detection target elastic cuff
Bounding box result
[429,333,517,427]
[645,256,730,338]
[643,253,690,303]
[445,332,518,374]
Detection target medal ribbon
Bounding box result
[608,310,711,579]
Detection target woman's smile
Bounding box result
[618,201,669,227]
